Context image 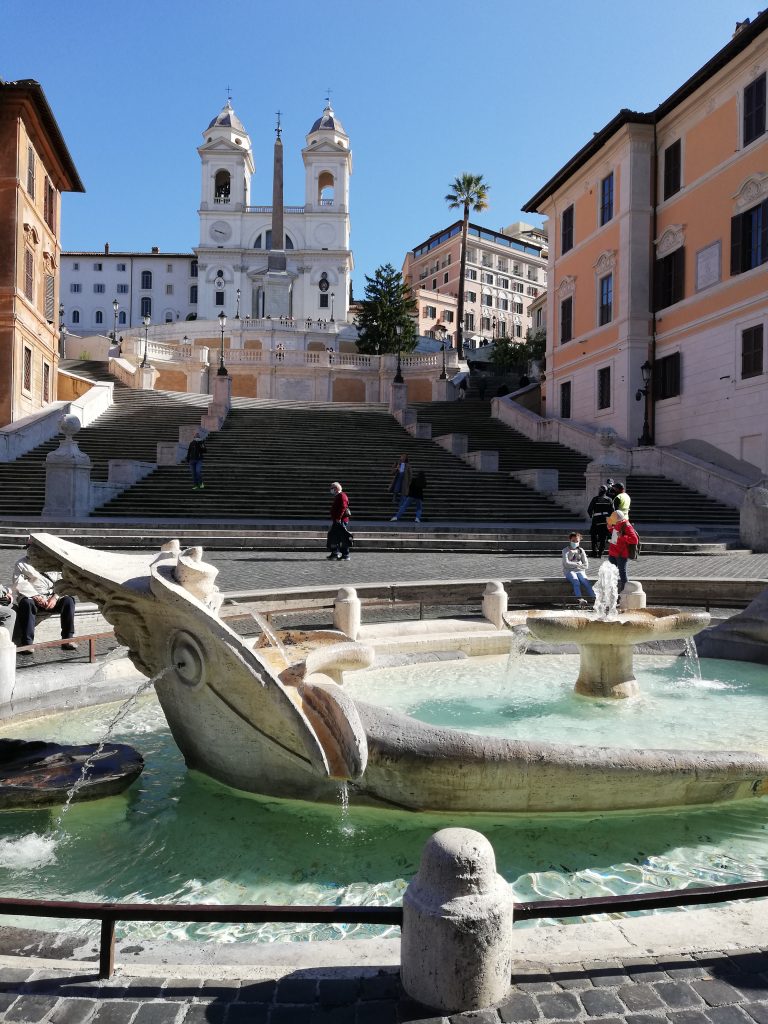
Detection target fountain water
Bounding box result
[592,561,619,620]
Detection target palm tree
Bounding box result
[445,173,490,360]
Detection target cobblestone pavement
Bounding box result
[0,549,766,595]
[0,948,766,1022]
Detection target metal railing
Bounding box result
[0,879,765,979]
[14,629,115,664]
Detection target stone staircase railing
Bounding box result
[0,380,114,463]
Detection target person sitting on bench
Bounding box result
[12,542,76,654]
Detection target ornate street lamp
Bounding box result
[635,359,653,446]
[217,309,228,376]
[58,302,66,359]
[437,325,448,380]
[235,288,241,319]
[393,323,404,384]
[140,314,151,368]
[112,298,119,347]
[330,291,335,323]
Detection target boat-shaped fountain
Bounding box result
[27,534,768,815]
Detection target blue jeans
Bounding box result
[189,459,203,486]
[609,555,628,592]
[396,496,423,520]
[567,571,595,600]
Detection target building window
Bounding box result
[481,317,491,331]
[43,177,56,230]
[319,293,329,308]
[72,262,79,271]
[118,311,126,324]
[43,363,50,404]
[24,248,34,302]
[731,199,768,274]
[515,322,522,338]
[598,273,613,326]
[527,286,538,297]
[527,267,537,281]
[466,269,477,280]
[191,260,198,278]
[95,311,103,324]
[72,310,80,324]
[443,272,449,284]
[656,351,681,398]
[465,290,477,302]
[27,147,36,197]
[482,272,494,285]
[93,283,105,294]
[93,262,102,271]
[656,248,685,308]
[663,140,682,200]
[117,283,129,294]
[560,296,573,344]
[166,263,173,273]
[497,298,509,311]
[597,366,611,409]
[166,284,174,295]
[497,257,508,272]
[600,173,614,226]
[744,72,766,147]
[482,293,492,306]
[424,305,437,318]
[190,285,198,304]
[165,312,173,323]
[498,277,510,289]
[561,205,574,254]
[23,346,32,392]
[466,247,477,263]
[141,270,153,289]
[514,300,524,314]
[432,279,437,289]
[141,296,152,316]
[741,324,764,378]
[481,252,492,268]
[560,381,571,418]
[44,273,55,322]
[465,312,475,331]
[117,263,126,272]
[443,310,454,323]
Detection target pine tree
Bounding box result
[355,264,418,354]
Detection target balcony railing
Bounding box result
[245,205,307,214]
[213,196,230,204]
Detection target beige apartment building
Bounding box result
[0,79,83,425]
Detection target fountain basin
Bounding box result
[526,608,711,699]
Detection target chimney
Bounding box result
[151,246,159,254]
[733,18,751,36]
[104,242,110,254]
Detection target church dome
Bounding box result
[207,99,247,134]
[309,104,345,135]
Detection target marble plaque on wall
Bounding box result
[276,377,314,401]
[696,241,721,292]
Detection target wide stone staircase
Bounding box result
[412,400,741,528]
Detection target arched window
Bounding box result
[190,285,198,304]
[214,170,231,202]
[164,310,174,323]
[141,296,152,317]
[95,311,103,324]
[119,311,127,324]
[71,310,80,324]
[318,171,335,205]
[141,270,152,289]
[254,231,294,250]
[190,259,198,278]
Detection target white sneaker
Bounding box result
[415,518,421,523]
[578,598,588,605]
[390,516,398,522]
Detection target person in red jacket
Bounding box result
[607,509,639,594]
[327,481,352,561]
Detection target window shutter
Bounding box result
[730,214,742,275]
[761,200,768,265]
[44,274,55,322]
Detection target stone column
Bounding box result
[334,587,361,640]
[432,379,455,401]
[389,382,407,414]
[210,373,232,418]
[42,415,93,519]
[137,365,157,390]
[401,828,515,1014]
[482,581,508,629]
[740,480,768,553]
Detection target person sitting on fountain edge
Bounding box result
[12,540,77,653]
[606,510,639,595]
[561,532,596,604]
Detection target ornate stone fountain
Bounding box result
[26,534,768,814]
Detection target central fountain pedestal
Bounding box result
[574,642,639,698]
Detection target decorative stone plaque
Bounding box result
[696,241,721,292]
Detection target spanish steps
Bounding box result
[0,362,741,542]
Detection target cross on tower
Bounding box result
[275,110,282,139]
[325,88,332,107]
[226,85,232,103]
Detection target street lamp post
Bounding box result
[635,359,653,446]
[393,323,404,384]
[58,302,66,359]
[235,288,241,319]
[217,310,228,376]
[437,325,448,380]
[330,291,335,323]
[112,299,119,348]
[140,314,151,368]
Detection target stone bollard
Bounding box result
[42,415,93,518]
[334,587,361,640]
[619,580,646,610]
[0,627,16,706]
[482,581,508,629]
[401,828,515,1015]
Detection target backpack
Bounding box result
[627,539,640,560]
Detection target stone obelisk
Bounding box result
[263,112,291,317]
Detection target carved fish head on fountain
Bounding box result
[28,534,371,797]
[526,562,711,699]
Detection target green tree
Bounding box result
[489,335,518,374]
[445,173,490,360]
[355,263,418,354]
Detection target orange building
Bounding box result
[523,14,768,474]
[0,79,83,426]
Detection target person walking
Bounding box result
[186,431,207,491]
[327,481,352,561]
[587,484,614,558]
[607,510,639,595]
[388,454,412,507]
[561,532,596,604]
[12,541,77,652]
[391,470,427,523]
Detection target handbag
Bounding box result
[626,541,640,560]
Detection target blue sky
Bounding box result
[1,0,756,293]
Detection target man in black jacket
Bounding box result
[587,484,614,558]
[187,431,207,491]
